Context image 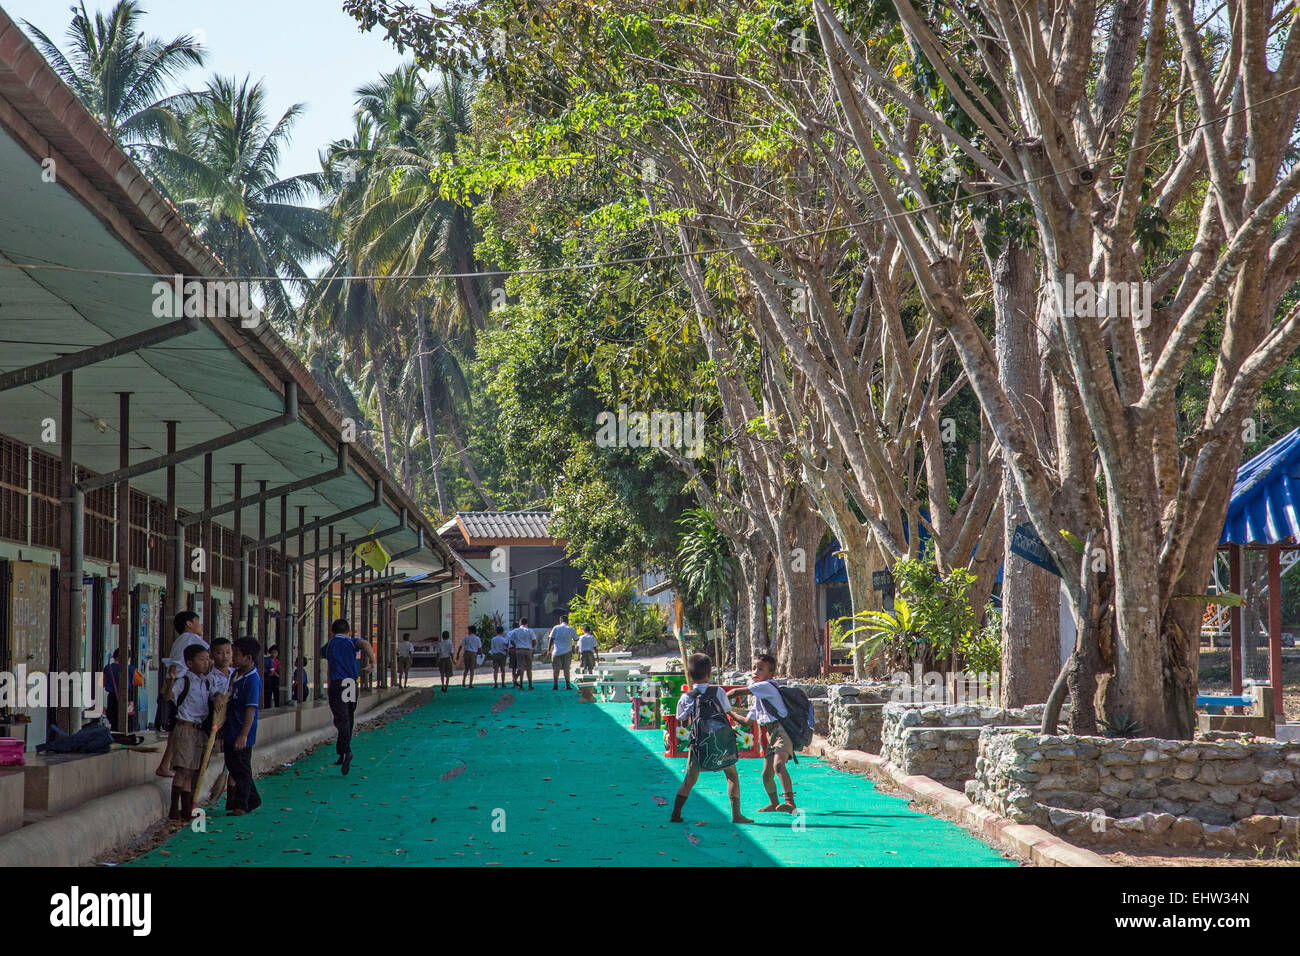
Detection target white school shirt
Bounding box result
[208,667,232,695]
[746,679,788,724]
[165,634,208,673]
[437,637,455,659]
[489,634,509,655]
[397,640,414,659]
[461,634,482,654]
[549,624,576,655]
[508,627,534,651]
[675,683,731,723]
[171,670,214,723]
[577,631,598,652]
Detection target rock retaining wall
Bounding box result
[879,702,1045,787]
[825,684,891,752]
[967,728,1300,849]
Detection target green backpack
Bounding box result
[686,686,739,771]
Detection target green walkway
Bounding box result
[129,685,1015,867]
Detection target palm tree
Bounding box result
[351,69,484,330]
[25,1,205,164]
[153,75,332,324]
[330,66,490,515]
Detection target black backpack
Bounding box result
[758,684,815,754]
[686,686,738,772]
[165,676,213,735]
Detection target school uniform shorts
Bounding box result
[439,658,454,677]
[170,721,206,770]
[764,720,795,758]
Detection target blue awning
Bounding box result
[1220,427,1300,546]
[814,514,936,584]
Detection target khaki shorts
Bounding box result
[397,656,411,671]
[171,721,207,770]
[580,650,596,669]
[552,652,571,671]
[439,658,454,677]
[515,649,533,669]
[764,720,794,759]
[492,653,507,667]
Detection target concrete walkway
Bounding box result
[128,684,1016,867]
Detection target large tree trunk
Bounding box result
[1105,473,1195,739]
[776,501,823,678]
[994,238,1061,706]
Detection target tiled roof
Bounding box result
[457,511,554,541]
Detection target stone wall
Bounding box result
[826,684,891,752]
[967,728,1300,849]
[879,702,1045,787]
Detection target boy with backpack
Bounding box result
[167,643,215,823]
[670,652,753,825]
[728,653,812,814]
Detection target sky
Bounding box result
[3,0,409,180]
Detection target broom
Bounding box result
[194,692,230,807]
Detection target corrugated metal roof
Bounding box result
[457,511,553,541]
[1220,428,1300,546]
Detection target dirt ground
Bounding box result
[1102,847,1299,866]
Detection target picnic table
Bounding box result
[593,664,647,702]
[598,651,633,661]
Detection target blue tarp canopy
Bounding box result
[815,511,1006,586]
[1220,427,1300,546]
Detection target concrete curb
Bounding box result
[0,689,424,867]
[806,736,1110,867]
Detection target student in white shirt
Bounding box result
[203,637,234,807]
[547,614,578,690]
[167,643,217,824]
[489,626,510,689]
[507,619,535,690]
[396,633,415,688]
[437,630,456,693]
[670,652,752,825]
[157,610,208,779]
[458,627,483,688]
[728,652,796,814]
[577,624,598,674]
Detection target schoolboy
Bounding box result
[670,652,753,825]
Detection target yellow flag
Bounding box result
[355,523,391,573]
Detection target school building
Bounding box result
[0,3,477,771]
[434,511,586,654]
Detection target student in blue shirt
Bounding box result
[323,619,375,775]
[223,637,263,816]
[102,648,141,732]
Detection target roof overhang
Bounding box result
[0,10,457,574]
